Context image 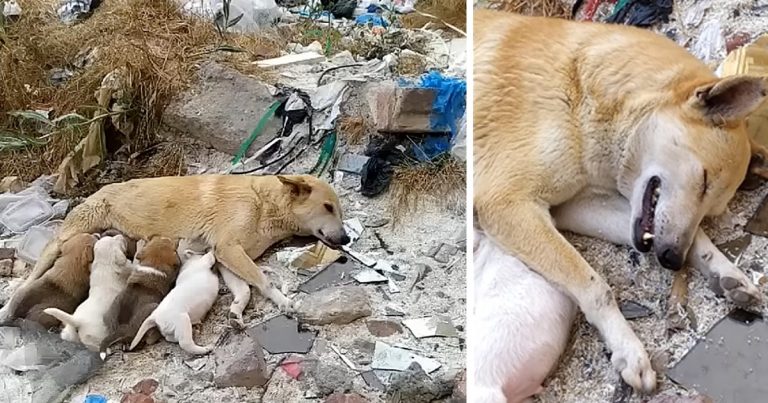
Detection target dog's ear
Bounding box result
[278,175,312,198]
[691,76,767,125]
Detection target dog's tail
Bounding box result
[177,312,213,355]
[43,308,81,329]
[129,314,158,351]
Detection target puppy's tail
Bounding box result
[42,308,80,329]
[129,315,157,351]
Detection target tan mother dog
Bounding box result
[14,175,348,323]
[474,10,766,394]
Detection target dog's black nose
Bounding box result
[338,234,351,246]
[658,247,684,271]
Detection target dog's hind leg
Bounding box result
[476,199,656,393]
[177,312,213,355]
[216,244,294,312]
[220,266,251,329]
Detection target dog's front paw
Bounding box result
[720,273,762,306]
[611,340,656,393]
[227,312,246,330]
[277,297,296,313]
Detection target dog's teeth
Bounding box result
[642,232,654,241]
[654,187,660,196]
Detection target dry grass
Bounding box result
[401,0,467,33]
[390,158,466,224]
[338,116,367,146]
[0,0,287,192]
[394,52,427,76]
[484,0,570,18]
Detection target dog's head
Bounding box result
[628,75,767,270]
[278,175,350,248]
[136,236,181,274]
[93,234,129,266]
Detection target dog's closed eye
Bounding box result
[700,168,709,200]
[324,203,334,214]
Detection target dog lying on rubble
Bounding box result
[474,9,767,394]
[10,174,349,328]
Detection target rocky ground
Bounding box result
[0,4,467,403]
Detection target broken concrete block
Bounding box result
[162,62,282,156]
[433,243,458,263]
[0,247,14,260]
[298,286,372,325]
[371,83,443,134]
[386,362,453,403]
[0,259,13,276]
[366,319,403,337]
[213,332,269,388]
[313,364,353,396]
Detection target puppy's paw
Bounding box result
[611,340,656,393]
[720,273,762,306]
[277,297,296,313]
[227,312,246,331]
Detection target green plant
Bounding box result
[0,110,120,151]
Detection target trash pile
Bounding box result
[475,1,768,402]
[1,0,466,402]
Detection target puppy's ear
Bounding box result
[278,175,312,198]
[690,76,767,125]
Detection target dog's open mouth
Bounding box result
[633,176,661,252]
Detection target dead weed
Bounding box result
[390,158,466,224]
[484,0,570,18]
[401,0,467,33]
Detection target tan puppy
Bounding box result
[99,236,180,355]
[474,10,766,393]
[16,175,348,320]
[0,233,97,328]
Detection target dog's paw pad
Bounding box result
[721,275,762,306]
[227,312,245,330]
[612,344,656,393]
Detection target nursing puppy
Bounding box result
[44,234,132,350]
[130,249,219,355]
[18,175,350,323]
[472,229,575,403]
[474,10,766,392]
[99,236,180,355]
[0,233,97,328]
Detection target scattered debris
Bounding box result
[313,363,353,396]
[360,370,386,391]
[619,301,653,320]
[214,331,269,388]
[0,194,54,233]
[326,392,368,403]
[15,225,57,264]
[2,1,21,19]
[692,20,726,65]
[667,267,696,332]
[248,315,317,354]
[647,393,715,403]
[402,316,458,338]
[337,153,371,174]
[669,309,768,402]
[746,194,768,237]
[371,341,441,373]
[0,177,23,193]
[717,234,752,263]
[292,241,343,270]
[279,355,304,380]
[353,269,388,283]
[256,52,326,68]
[298,285,372,325]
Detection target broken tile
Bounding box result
[385,305,406,317]
[717,235,752,263]
[248,315,316,354]
[360,371,386,391]
[343,218,365,244]
[337,154,370,174]
[387,278,401,294]
[280,355,303,380]
[619,301,653,320]
[365,218,389,228]
[746,194,768,237]
[366,320,403,337]
[371,341,441,373]
[298,258,359,293]
[297,286,372,325]
[668,309,768,402]
[402,316,459,338]
[344,249,376,267]
[353,269,388,283]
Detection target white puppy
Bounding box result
[129,249,219,355]
[471,229,576,403]
[44,234,131,351]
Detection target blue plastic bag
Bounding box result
[355,13,388,27]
